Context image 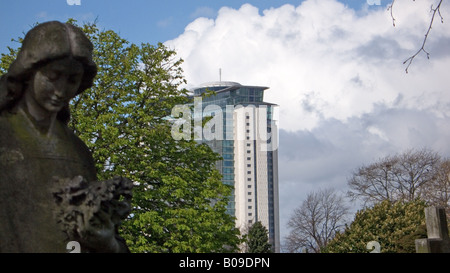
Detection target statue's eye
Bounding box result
[46,70,60,81]
[68,76,77,84]
[68,74,82,85]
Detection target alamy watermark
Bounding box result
[171,97,279,152]
[67,0,81,5]
[367,0,381,5]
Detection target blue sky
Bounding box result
[0,0,385,53]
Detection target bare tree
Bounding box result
[348,148,441,205]
[285,188,349,253]
[388,0,445,73]
[422,159,450,216]
[394,149,441,200]
[347,155,401,204]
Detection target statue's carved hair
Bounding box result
[0,21,97,124]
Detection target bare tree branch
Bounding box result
[285,189,349,253]
[389,0,444,73]
[403,0,444,73]
[387,0,397,26]
[347,148,442,205]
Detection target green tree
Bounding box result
[0,47,17,75]
[245,221,272,253]
[0,21,241,253]
[324,200,427,253]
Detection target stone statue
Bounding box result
[0,21,132,253]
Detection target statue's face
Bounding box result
[30,57,84,113]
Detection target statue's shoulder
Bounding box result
[63,125,91,151]
[0,111,15,137]
[0,110,11,120]
[61,124,97,173]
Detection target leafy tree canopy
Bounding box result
[0,20,241,253]
[324,200,427,253]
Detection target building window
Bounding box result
[247,185,252,188]
[247,157,251,160]
[248,206,252,209]
[247,171,251,174]
[223,161,233,167]
[223,168,233,174]
[223,154,233,160]
[223,174,233,180]
[247,178,251,181]
[248,192,251,195]
[248,213,252,217]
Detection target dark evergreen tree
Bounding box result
[246,221,272,253]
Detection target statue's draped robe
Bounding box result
[0,108,96,252]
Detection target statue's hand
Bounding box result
[77,206,121,252]
[53,176,132,253]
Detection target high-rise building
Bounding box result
[191,81,280,252]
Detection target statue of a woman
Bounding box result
[0,21,131,253]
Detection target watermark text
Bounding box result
[367,0,381,5]
[171,97,279,152]
[67,0,81,6]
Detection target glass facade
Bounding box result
[192,82,279,252]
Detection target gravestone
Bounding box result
[415,207,450,253]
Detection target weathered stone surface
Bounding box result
[0,21,131,253]
[415,207,450,253]
[53,176,132,253]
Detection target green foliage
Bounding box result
[324,200,427,253]
[0,20,241,252]
[71,21,240,253]
[120,128,240,252]
[245,221,273,253]
[0,42,20,76]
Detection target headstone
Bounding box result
[415,207,450,253]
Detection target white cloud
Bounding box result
[165,0,450,246]
[167,0,450,131]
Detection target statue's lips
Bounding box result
[49,99,63,107]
